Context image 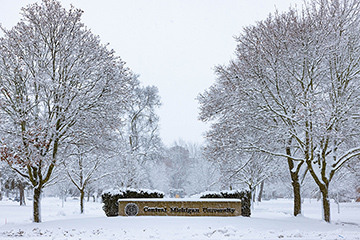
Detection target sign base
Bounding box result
[119,199,241,217]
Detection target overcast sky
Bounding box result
[0,0,304,146]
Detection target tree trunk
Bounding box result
[286,142,302,217]
[19,184,26,206]
[320,187,331,223]
[80,189,85,214]
[33,187,42,223]
[257,181,264,202]
[306,163,331,222]
[292,178,302,216]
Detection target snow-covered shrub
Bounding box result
[101,189,164,217]
[200,190,251,217]
[102,191,124,217]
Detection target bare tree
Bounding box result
[63,145,107,214]
[127,85,162,161]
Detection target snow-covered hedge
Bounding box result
[102,188,164,217]
[200,190,251,217]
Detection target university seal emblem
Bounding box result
[124,203,139,216]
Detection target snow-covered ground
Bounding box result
[0,197,359,239]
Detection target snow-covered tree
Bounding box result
[63,145,108,213]
[123,84,164,188]
[166,145,191,191]
[0,0,134,222]
[160,141,220,195]
[345,157,360,201]
[185,142,220,195]
[145,157,170,192]
[1,164,29,205]
[126,85,162,163]
[199,0,360,222]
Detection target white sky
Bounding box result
[0,0,304,146]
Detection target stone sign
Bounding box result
[118,199,241,216]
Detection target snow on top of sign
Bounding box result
[101,188,165,196]
[118,198,241,202]
[191,190,246,198]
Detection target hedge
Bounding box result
[200,190,251,217]
[102,189,164,217]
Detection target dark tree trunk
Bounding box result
[287,164,302,216]
[306,163,332,222]
[33,187,42,223]
[286,140,302,217]
[292,177,302,216]
[320,186,331,223]
[80,189,85,214]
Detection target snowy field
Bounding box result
[0,197,359,239]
